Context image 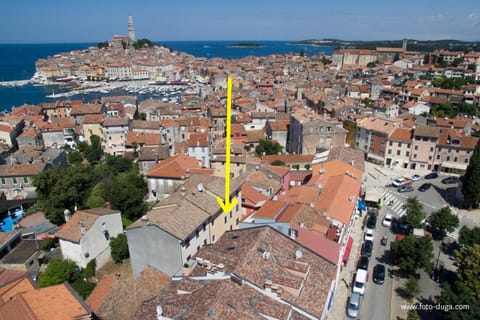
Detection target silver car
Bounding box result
[347,292,361,318]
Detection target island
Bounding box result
[227,42,263,48]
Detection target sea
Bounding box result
[0,41,333,111]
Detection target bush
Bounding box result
[70,278,96,299]
[81,259,96,279]
[38,258,77,288]
[110,234,129,263]
[42,238,56,251]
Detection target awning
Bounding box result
[357,200,366,211]
[342,236,354,265]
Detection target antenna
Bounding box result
[295,249,303,260]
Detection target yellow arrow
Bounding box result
[216,77,238,213]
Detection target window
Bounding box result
[388,149,392,154]
[454,157,458,162]
[429,156,432,160]
[224,216,227,224]
[430,147,434,152]
[465,158,469,163]
[229,212,232,219]
[437,155,440,160]
[414,145,418,150]
[447,156,450,161]
[413,154,417,159]
[396,150,401,156]
[103,230,110,241]
[12,177,17,184]
[406,152,410,157]
[23,177,28,183]
[212,235,215,242]
[1,178,5,185]
[398,142,401,147]
[236,218,239,226]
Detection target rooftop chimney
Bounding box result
[64,209,71,222]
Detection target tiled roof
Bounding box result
[85,275,116,314]
[241,183,268,207]
[261,154,314,164]
[254,200,288,219]
[102,116,129,127]
[0,163,46,177]
[183,226,336,319]
[57,208,120,243]
[187,133,209,147]
[389,128,413,142]
[21,283,92,320]
[146,155,213,179]
[71,103,103,115]
[312,159,362,179]
[125,131,161,146]
[413,125,441,138]
[95,267,170,320]
[327,145,365,173]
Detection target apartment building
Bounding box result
[356,117,398,164]
[410,125,441,170]
[385,128,413,169]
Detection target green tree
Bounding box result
[104,154,133,173]
[270,160,286,166]
[104,169,148,221]
[391,235,433,274]
[437,281,480,320]
[401,197,426,228]
[38,258,77,288]
[407,310,420,320]
[462,141,480,209]
[432,77,445,88]
[110,233,129,263]
[33,165,96,224]
[86,184,106,209]
[85,135,103,164]
[459,226,480,247]
[255,139,283,157]
[67,151,83,165]
[455,244,480,298]
[429,206,459,238]
[70,278,96,299]
[404,276,420,301]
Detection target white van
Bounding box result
[352,269,368,295]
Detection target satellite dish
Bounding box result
[295,249,303,260]
[197,183,204,192]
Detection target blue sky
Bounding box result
[2,0,479,43]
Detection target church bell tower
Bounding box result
[128,15,136,43]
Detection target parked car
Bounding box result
[364,229,374,242]
[357,256,369,270]
[353,269,368,295]
[373,264,386,284]
[382,214,393,227]
[411,174,421,181]
[418,183,432,192]
[361,240,373,257]
[425,172,439,179]
[398,185,414,193]
[347,292,361,318]
[442,176,459,184]
[392,178,406,187]
[366,215,377,229]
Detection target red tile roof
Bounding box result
[146,155,213,179]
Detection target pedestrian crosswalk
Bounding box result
[381,188,406,217]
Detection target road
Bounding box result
[358,162,463,319]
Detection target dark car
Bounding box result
[357,255,369,270]
[361,240,373,257]
[366,215,377,229]
[398,185,414,193]
[418,183,432,192]
[425,172,439,179]
[373,264,386,284]
[442,176,459,184]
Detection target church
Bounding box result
[108,15,136,49]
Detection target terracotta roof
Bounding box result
[146,155,212,179]
[125,131,161,147]
[82,114,104,124]
[178,226,336,319]
[187,133,209,147]
[254,200,288,219]
[327,145,365,172]
[413,125,441,138]
[95,267,170,320]
[57,208,120,243]
[279,185,321,205]
[102,116,129,127]
[0,269,28,290]
[261,154,313,164]
[85,275,116,314]
[71,103,103,115]
[313,174,360,225]
[389,128,413,142]
[241,183,268,208]
[0,163,46,177]
[131,120,161,130]
[311,159,362,179]
[21,283,92,320]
